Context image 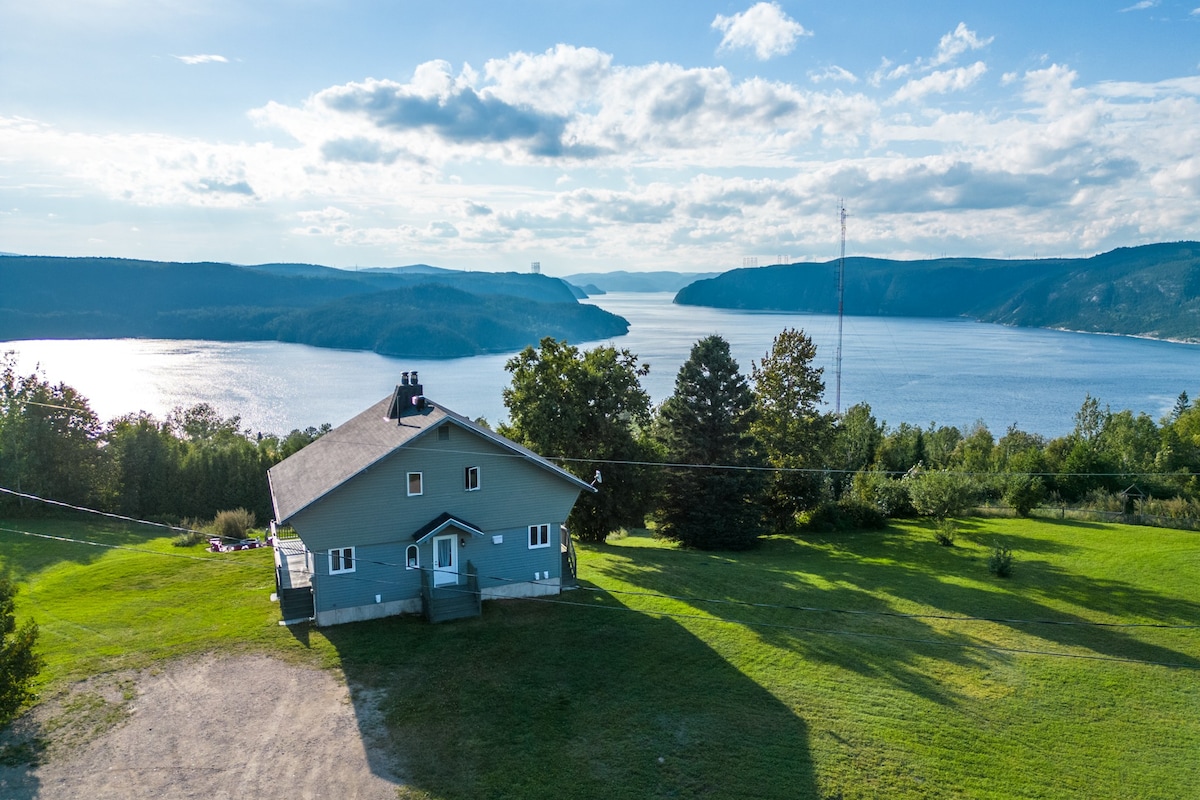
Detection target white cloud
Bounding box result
[6,28,1200,269]
[712,2,810,61]
[175,54,228,65]
[810,66,858,84]
[932,23,993,67]
[890,62,988,104]
[1120,1,1158,11]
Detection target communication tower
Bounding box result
[835,201,848,415]
[530,261,541,274]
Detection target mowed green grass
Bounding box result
[2,513,1198,799]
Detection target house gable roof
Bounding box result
[267,395,595,524]
[411,512,485,543]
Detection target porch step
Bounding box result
[425,587,481,623]
[278,587,314,621]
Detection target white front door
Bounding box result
[432,535,457,586]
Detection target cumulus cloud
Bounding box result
[712,2,810,60]
[810,66,858,84]
[6,24,1200,268]
[175,54,228,65]
[890,62,988,104]
[932,23,993,66]
[873,23,991,86]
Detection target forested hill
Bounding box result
[0,255,628,357]
[674,241,1200,342]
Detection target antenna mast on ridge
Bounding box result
[835,200,848,415]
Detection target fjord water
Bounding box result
[4,291,1197,438]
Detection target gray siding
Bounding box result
[295,424,582,615]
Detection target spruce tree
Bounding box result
[655,335,765,549]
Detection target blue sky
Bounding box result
[2,1,1199,274]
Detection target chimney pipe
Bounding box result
[401,371,409,385]
[411,371,419,385]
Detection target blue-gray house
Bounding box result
[267,373,595,625]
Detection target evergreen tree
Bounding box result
[0,572,41,726]
[750,328,832,530]
[655,335,764,550]
[501,338,656,543]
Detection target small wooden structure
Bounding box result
[1120,484,1146,516]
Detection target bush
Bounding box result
[934,518,957,547]
[850,470,914,517]
[803,498,888,533]
[1002,474,1046,517]
[172,529,208,548]
[212,508,256,541]
[987,544,1014,578]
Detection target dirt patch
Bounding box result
[0,654,404,799]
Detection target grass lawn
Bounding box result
[2,513,1198,799]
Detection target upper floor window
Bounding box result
[529,523,551,549]
[465,466,480,491]
[407,472,423,496]
[329,546,355,574]
[438,425,450,441]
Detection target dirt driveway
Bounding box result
[0,654,403,800]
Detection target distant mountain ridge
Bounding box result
[0,256,627,357]
[674,242,1200,343]
[564,270,721,293]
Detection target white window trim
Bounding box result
[405,544,419,570]
[407,471,423,496]
[528,523,551,549]
[465,465,480,492]
[329,546,356,574]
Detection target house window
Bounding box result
[407,472,423,496]
[528,523,551,549]
[406,544,419,570]
[465,466,480,491]
[329,546,355,574]
[438,425,450,441]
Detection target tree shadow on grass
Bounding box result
[0,511,195,578]
[317,590,820,800]
[592,528,1200,692]
[795,529,1200,669]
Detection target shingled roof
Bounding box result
[267,395,594,524]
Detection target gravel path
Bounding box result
[0,654,403,800]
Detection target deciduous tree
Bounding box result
[501,338,656,543]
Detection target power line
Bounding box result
[0,487,248,542]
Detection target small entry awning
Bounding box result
[412,512,486,543]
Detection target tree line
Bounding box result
[4,335,1200,550]
[0,352,327,525]
[501,333,1200,549]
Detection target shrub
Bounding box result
[850,470,914,517]
[1002,474,1046,517]
[803,498,887,533]
[906,469,977,520]
[212,508,256,541]
[934,518,957,547]
[987,544,1014,578]
[172,529,208,548]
